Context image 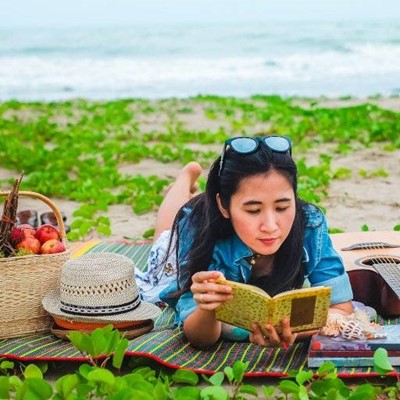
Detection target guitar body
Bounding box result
[331,231,400,317]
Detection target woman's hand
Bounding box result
[190,271,233,310]
[250,317,297,348]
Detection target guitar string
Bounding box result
[368,243,399,267]
[366,243,400,293]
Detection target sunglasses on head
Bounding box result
[218,135,292,177]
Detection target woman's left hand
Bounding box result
[250,317,297,348]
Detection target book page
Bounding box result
[215,279,272,333]
[215,279,331,334]
[216,279,271,298]
[270,287,331,333]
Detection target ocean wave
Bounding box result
[1,22,399,99]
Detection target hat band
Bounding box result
[60,295,141,316]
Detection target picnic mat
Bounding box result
[0,240,399,378]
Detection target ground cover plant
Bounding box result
[0,325,400,399]
[0,95,399,240]
[0,96,400,396]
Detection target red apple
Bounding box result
[35,224,60,244]
[16,237,41,254]
[40,239,66,254]
[18,224,36,238]
[10,226,25,244]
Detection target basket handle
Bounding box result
[0,190,67,241]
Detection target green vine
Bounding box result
[0,326,399,399]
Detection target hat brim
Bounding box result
[51,320,155,340]
[42,289,162,324]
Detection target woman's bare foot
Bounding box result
[154,162,202,239]
[180,161,202,197]
[163,162,202,197]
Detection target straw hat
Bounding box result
[42,252,161,324]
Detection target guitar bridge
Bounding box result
[342,242,400,251]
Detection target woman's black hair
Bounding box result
[168,142,306,296]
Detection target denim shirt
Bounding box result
[159,204,353,336]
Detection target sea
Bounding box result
[1,20,400,101]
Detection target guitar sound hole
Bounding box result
[357,256,400,267]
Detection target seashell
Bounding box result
[339,319,365,340]
[354,309,371,325]
[320,321,340,336]
[319,313,345,337]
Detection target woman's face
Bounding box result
[218,170,296,256]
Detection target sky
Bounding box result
[1,0,400,28]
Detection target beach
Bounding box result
[1,5,400,394]
[1,95,399,241]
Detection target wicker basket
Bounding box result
[0,191,70,339]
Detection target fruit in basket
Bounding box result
[10,226,25,244]
[40,239,66,254]
[18,224,36,238]
[35,224,60,244]
[16,236,41,254]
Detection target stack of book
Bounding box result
[307,325,400,367]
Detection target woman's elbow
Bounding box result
[329,300,354,315]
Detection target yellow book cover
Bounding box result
[215,279,331,335]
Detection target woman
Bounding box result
[137,136,353,349]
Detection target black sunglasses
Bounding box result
[218,136,292,177]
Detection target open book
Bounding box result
[215,279,331,335]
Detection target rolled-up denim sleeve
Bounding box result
[159,282,197,324]
[175,291,197,323]
[310,273,353,304]
[304,207,353,304]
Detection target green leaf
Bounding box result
[208,372,225,386]
[0,376,10,398]
[298,385,310,400]
[23,364,43,380]
[172,386,201,400]
[8,375,23,391]
[222,366,233,383]
[24,378,53,400]
[87,368,116,386]
[171,369,199,385]
[317,361,337,375]
[96,225,112,236]
[78,363,94,380]
[200,385,229,400]
[90,328,109,357]
[295,370,313,385]
[0,360,14,371]
[373,348,393,375]
[361,224,370,232]
[239,383,258,396]
[262,385,276,397]
[112,338,129,369]
[348,383,379,399]
[232,360,248,383]
[279,379,300,394]
[67,331,83,352]
[55,373,80,398]
[152,379,169,400]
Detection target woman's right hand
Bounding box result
[190,271,233,310]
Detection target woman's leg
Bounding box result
[153,161,202,240]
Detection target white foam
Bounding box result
[1,44,399,99]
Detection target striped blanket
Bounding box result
[0,240,397,378]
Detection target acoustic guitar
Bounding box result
[331,231,400,317]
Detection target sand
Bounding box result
[1,96,399,240]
